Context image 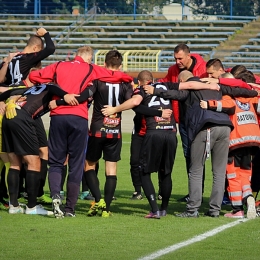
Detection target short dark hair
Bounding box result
[174,43,190,54]
[26,35,44,49]
[230,65,247,78]
[206,58,224,70]
[105,50,123,69]
[137,70,153,84]
[236,70,256,83]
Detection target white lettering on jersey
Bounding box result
[107,83,120,106]
[148,84,169,107]
[105,129,119,134]
[23,84,47,95]
[9,60,23,84]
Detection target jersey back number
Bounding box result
[148,84,169,107]
[107,83,120,106]
[9,60,23,84]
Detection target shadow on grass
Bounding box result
[73,190,232,217]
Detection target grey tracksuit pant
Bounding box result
[186,126,231,214]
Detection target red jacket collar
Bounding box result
[73,56,86,63]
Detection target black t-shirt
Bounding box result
[89,79,133,138]
[133,82,176,131]
[180,56,196,73]
[5,32,55,85]
[0,83,67,118]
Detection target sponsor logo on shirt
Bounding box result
[155,125,175,130]
[237,111,257,125]
[154,116,170,124]
[103,116,120,127]
[236,100,250,111]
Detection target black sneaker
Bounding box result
[177,194,190,202]
[175,210,199,218]
[130,192,143,200]
[204,211,219,218]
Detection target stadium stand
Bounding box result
[221,22,260,73]
[54,18,250,69]
[0,16,255,71]
[76,26,241,33]
[81,19,250,27]
[230,51,260,57]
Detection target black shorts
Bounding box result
[2,109,40,155]
[34,117,48,147]
[86,136,122,162]
[228,147,252,170]
[139,130,177,174]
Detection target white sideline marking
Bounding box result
[138,219,248,260]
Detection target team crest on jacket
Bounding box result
[236,100,250,111]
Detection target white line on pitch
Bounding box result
[137,219,248,260]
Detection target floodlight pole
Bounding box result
[34,0,38,18]
[230,0,233,20]
[134,0,136,20]
[34,0,41,18]
[85,0,88,14]
[182,0,185,20]
[39,0,41,17]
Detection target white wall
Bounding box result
[162,2,217,20]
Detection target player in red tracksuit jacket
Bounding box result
[205,59,260,85]
[29,46,133,218]
[159,44,208,123]
[158,43,208,202]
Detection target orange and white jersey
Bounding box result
[208,96,260,151]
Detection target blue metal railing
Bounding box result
[0,0,258,21]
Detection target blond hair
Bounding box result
[76,46,94,57]
[219,72,234,79]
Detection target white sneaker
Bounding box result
[247,196,257,219]
[25,205,53,216]
[52,194,64,218]
[9,204,25,214]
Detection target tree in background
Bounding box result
[180,0,257,17]
[87,0,133,14]
[0,0,259,16]
[0,0,33,14]
[41,0,81,14]
[137,0,169,14]
[43,0,168,15]
[0,0,9,14]
[32,0,133,15]
[231,0,259,16]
